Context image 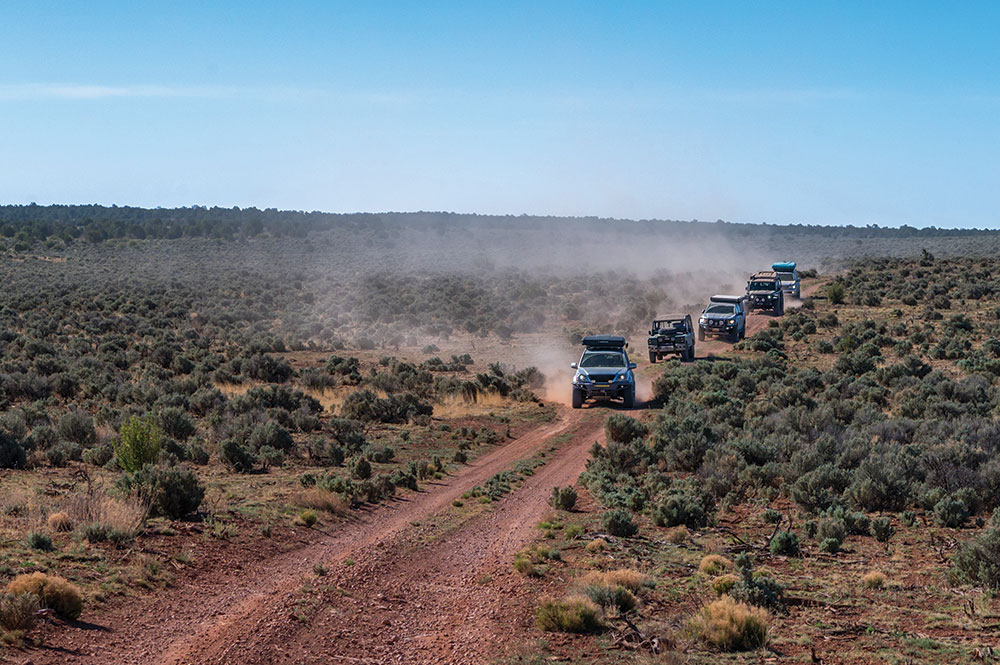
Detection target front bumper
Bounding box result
[573,381,633,399]
[649,343,687,352]
[749,295,780,308]
[700,321,738,336]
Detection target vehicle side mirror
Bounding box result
[629,362,637,370]
[570,362,577,369]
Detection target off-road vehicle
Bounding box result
[647,315,695,362]
[698,295,746,343]
[745,271,785,315]
[570,335,637,409]
[772,261,801,298]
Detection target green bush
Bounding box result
[769,531,800,556]
[549,486,578,511]
[220,439,255,473]
[872,516,895,542]
[605,414,649,444]
[0,591,40,631]
[934,497,970,528]
[25,531,54,551]
[601,508,638,538]
[115,416,163,473]
[952,522,1000,590]
[353,457,372,480]
[118,462,204,519]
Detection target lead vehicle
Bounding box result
[571,335,637,409]
[698,295,746,343]
[647,315,695,362]
[772,261,801,298]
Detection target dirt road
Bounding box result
[33,408,606,665]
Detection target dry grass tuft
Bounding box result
[687,596,769,651]
[7,573,84,620]
[862,571,886,589]
[579,568,648,592]
[47,512,73,532]
[65,493,147,538]
[698,554,733,576]
[433,391,508,418]
[664,525,689,544]
[585,538,607,553]
[535,595,603,633]
[293,488,349,515]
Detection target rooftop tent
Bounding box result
[709,295,745,304]
[582,335,627,349]
[772,262,797,272]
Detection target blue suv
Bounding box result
[570,335,636,409]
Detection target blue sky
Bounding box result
[1,1,998,228]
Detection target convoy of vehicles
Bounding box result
[573,262,804,404]
[570,335,636,409]
[647,314,695,362]
[745,271,785,314]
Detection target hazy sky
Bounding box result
[2,2,998,228]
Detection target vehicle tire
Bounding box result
[698,328,705,342]
[729,330,738,343]
[648,351,656,364]
[741,324,746,339]
[623,387,635,409]
[688,344,695,361]
[571,388,583,409]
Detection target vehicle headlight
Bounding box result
[615,373,626,382]
[574,372,589,383]
[699,317,707,324]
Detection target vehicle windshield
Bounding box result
[580,352,627,368]
[653,320,685,332]
[776,272,795,282]
[748,281,775,291]
[705,304,736,315]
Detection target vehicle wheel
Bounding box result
[648,351,656,364]
[688,344,695,361]
[698,329,705,342]
[622,387,635,409]
[740,325,746,340]
[571,388,583,409]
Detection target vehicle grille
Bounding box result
[589,373,615,382]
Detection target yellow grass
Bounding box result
[431,391,509,418]
[698,554,733,576]
[292,488,349,515]
[585,538,607,553]
[578,568,648,592]
[862,571,886,589]
[687,596,769,651]
[46,512,73,532]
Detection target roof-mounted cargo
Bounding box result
[710,295,746,305]
[581,335,627,349]
[772,262,797,272]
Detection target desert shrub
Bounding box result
[872,516,895,542]
[952,521,1000,590]
[257,445,285,470]
[711,574,738,596]
[352,457,372,480]
[186,442,209,465]
[826,283,845,305]
[535,596,603,633]
[605,414,648,444]
[82,443,113,467]
[220,439,255,473]
[901,510,917,527]
[844,511,871,536]
[242,353,293,383]
[816,518,846,549]
[363,444,395,464]
[25,531,54,551]
[158,407,196,441]
[115,416,163,473]
[581,584,637,615]
[453,450,468,464]
[652,486,714,529]
[0,592,40,631]
[687,596,769,651]
[728,554,784,611]
[762,509,782,524]
[297,509,318,527]
[247,421,294,452]
[934,497,970,528]
[600,508,638,538]
[549,486,578,511]
[6,572,83,620]
[118,462,204,519]
[769,530,800,556]
[0,433,27,469]
[46,441,82,466]
[819,537,841,554]
[342,389,432,423]
[56,410,96,446]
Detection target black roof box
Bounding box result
[582,335,627,349]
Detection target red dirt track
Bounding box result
[30,408,606,665]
